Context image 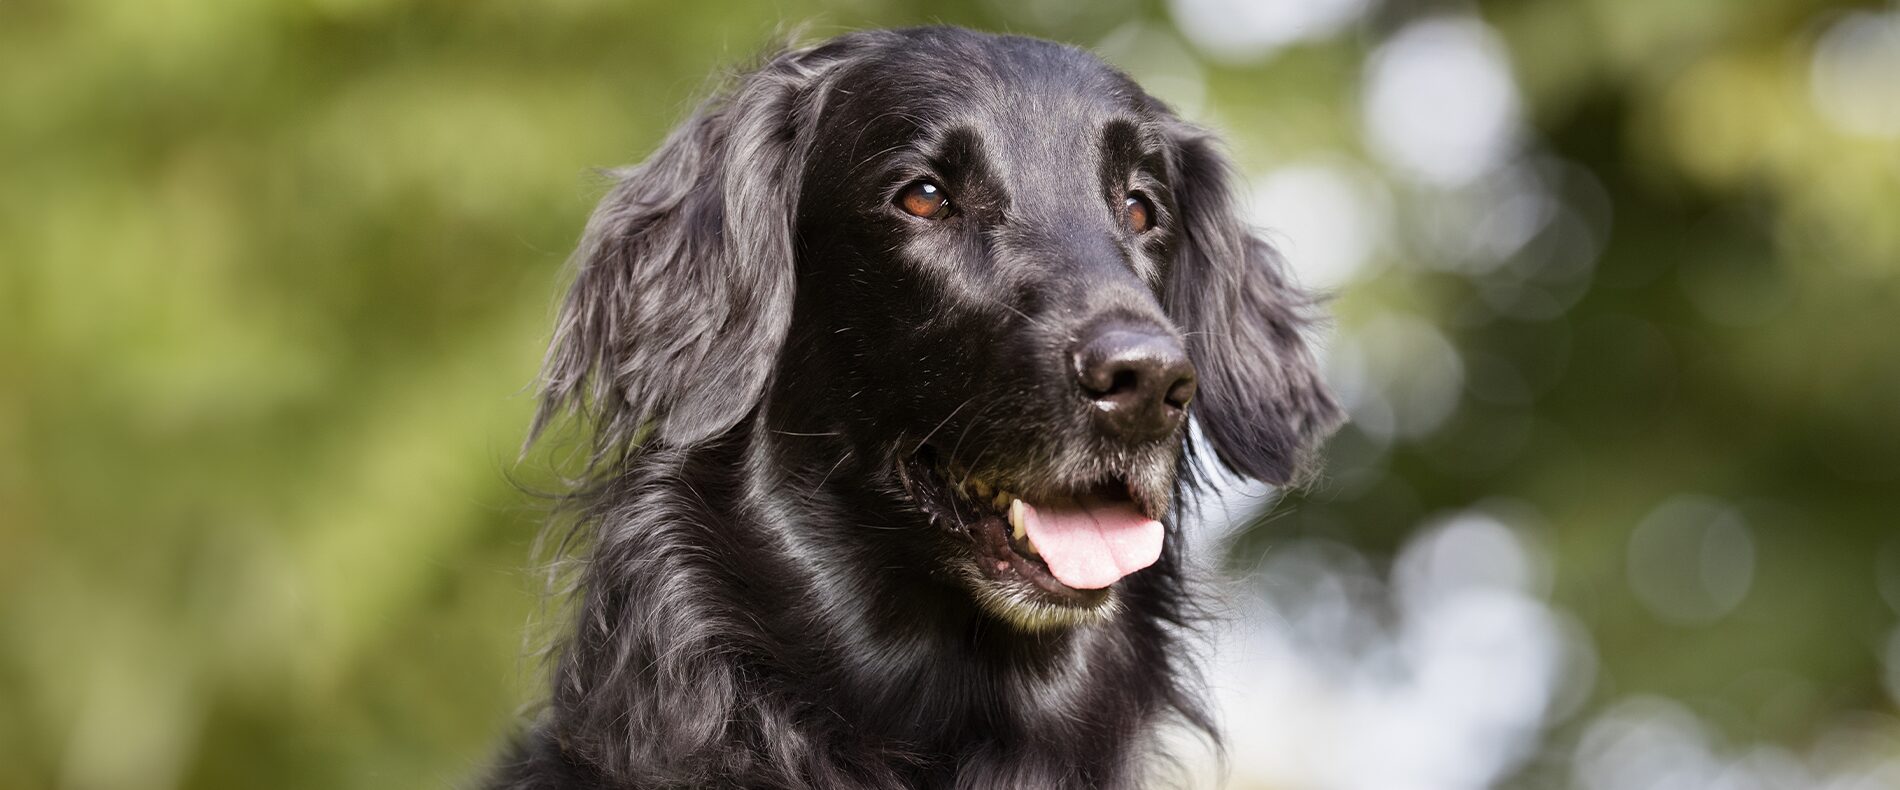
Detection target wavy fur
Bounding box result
[489,27,1340,790]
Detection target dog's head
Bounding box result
[536,27,1342,630]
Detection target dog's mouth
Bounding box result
[903,447,1169,625]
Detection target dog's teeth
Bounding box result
[971,480,992,499]
[1009,499,1027,541]
[993,491,1011,510]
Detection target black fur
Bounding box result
[491,27,1342,789]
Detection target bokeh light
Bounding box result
[1361,18,1522,189]
[1626,495,1756,627]
[1249,158,1392,291]
[1197,508,1579,790]
[1810,8,1900,139]
[1167,0,1369,64]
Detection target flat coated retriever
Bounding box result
[488,26,1342,789]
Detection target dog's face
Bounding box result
[535,28,1342,631]
[787,43,1211,626]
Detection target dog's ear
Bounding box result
[1163,122,1346,486]
[530,47,843,461]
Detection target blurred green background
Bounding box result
[3,1,1897,788]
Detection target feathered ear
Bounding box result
[529,47,842,464]
[1164,122,1346,486]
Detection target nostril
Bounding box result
[1106,368,1140,398]
[1164,374,1196,410]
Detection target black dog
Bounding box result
[489,26,1341,789]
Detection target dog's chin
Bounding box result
[902,447,1175,632]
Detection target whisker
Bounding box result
[911,394,979,455]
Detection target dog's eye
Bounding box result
[1124,192,1155,234]
[897,180,953,220]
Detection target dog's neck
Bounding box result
[736,418,1139,714]
[546,415,1202,787]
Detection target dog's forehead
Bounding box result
[820,32,1152,172]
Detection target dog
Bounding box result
[487,26,1342,789]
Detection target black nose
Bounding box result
[1073,324,1197,440]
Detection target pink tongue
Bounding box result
[1019,497,1164,590]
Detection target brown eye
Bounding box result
[897,180,952,219]
[1124,192,1155,234]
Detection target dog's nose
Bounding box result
[1073,325,1196,440]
